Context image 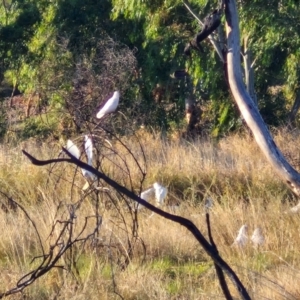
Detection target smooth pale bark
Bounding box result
[225,0,300,196]
[243,36,257,106]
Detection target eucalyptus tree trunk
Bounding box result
[225,0,300,196]
[243,36,257,106]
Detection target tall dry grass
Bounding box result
[0,129,300,299]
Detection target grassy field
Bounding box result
[0,129,300,299]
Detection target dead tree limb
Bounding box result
[225,0,300,196]
[206,213,233,300]
[22,149,251,300]
[183,1,224,62]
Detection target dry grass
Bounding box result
[0,129,300,299]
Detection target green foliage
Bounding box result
[1,0,300,140]
[20,116,57,140]
[212,101,240,138]
[239,0,300,124]
[0,1,41,77]
[112,0,231,131]
[259,93,288,126]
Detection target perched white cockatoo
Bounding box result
[96,91,120,119]
[153,182,168,206]
[81,135,96,181]
[66,140,80,159]
[233,224,248,247]
[66,138,96,190]
[251,227,265,247]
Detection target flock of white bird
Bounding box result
[66,132,169,203]
[233,224,265,248]
[65,90,169,204]
[65,90,271,247]
[67,137,96,177]
[66,90,120,190]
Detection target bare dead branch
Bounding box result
[206,213,233,300]
[183,1,225,62]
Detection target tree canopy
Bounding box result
[1,0,300,140]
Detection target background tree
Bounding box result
[1,0,300,139]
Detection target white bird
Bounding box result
[141,187,155,202]
[96,91,120,119]
[84,135,93,165]
[233,224,248,247]
[251,227,265,247]
[137,187,155,210]
[66,140,80,159]
[289,202,300,214]
[82,135,96,180]
[65,138,96,186]
[153,182,168,206]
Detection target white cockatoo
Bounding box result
[96,91,120,119]
[82,135,96,181]
[66,138,96,190]
[141,187,155,202]
[233,224,248,247]
[153,182,168,206]
[66,140,80,159]
[251,227,265,247]
[137,187,155,210]
[84,135,93,166]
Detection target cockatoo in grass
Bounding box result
[66,140,80,159]
[251,227,265,247]
[153,182,168,206]
[233,224,248,247]
[289,202,300,214]
[137,187,155,210]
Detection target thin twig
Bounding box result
[0,190,45,256]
